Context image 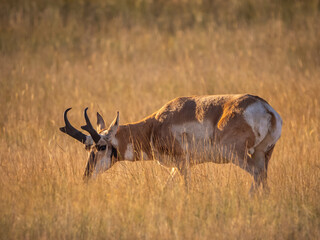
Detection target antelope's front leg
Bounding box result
[177,154,191,191]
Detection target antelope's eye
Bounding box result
[97,145,107,151]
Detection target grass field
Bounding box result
[0,1,320,239]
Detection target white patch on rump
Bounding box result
[243,102,271,149]
[263,103,283,144]
[124,143,134,160]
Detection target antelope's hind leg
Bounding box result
[248,145,275,193]
[250,150,268,192]
[228,147,265,193]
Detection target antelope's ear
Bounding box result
[97,112,106,132]
[107,111,119,138]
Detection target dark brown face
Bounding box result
[83,143,118,180]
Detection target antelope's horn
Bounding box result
[60,108,87,144]
[81,107,101,144]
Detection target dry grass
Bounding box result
[0,1,320,239]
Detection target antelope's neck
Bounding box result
[114,117,155,161]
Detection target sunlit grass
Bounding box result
[0,2,320,239]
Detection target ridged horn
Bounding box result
[59,108,87,144]
[81,107,101,144]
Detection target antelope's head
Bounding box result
[60,108,119,180]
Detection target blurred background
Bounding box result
[1,0,319,123]
[0,1,319,239]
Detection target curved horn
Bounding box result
[59,108,87,144]
[81,107,101,144]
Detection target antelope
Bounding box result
[60,94,282,191]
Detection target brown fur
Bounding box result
[115,94,263,162]
[104,94,281,190]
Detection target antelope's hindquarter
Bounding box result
[217,98,282,160]
[153,95,281,165]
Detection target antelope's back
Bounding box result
[154,94,262,125]
[153,94,281,145]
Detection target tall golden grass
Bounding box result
[0,1,319,239]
